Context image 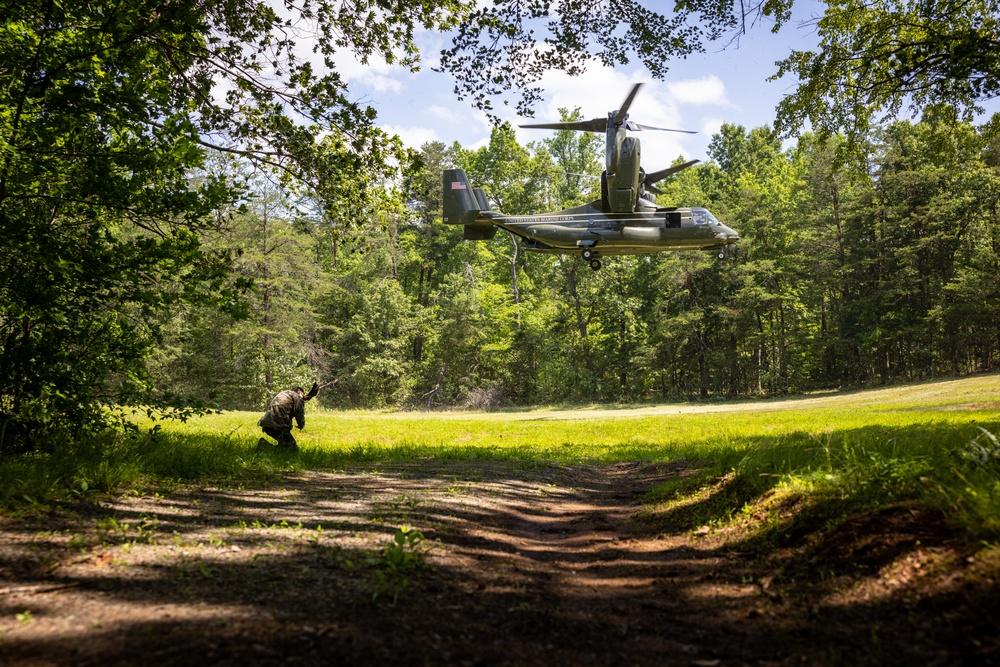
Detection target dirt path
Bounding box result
[0,462,996,666]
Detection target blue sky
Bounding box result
[327,3,1000,168]
[329,4,830,166]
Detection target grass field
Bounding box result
[4,373,1000,539]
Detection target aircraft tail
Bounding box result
[442,169,497,240]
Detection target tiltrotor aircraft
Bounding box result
[442,83,739,270]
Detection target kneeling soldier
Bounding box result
[257,386,306,450]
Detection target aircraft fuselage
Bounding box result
[482,200,740,256]
[441,167,739,267]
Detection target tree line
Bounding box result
[148,107,1000,409]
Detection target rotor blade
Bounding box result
[613,83,643,126]
[626,121,698,134]
[644,159,701,185]
[519,118,607,133]
[645,183,665,196]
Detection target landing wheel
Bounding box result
[589,259,602,271]
[718,252,726,259]
[582,248,596,261]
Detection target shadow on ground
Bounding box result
[0,461,996,666]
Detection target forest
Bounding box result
[3,0,1000,432]
[145,110,1000,410]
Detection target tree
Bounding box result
[861,109,990,381]
[319,276,419,408]
[148,165,328,410]
[541,108,604,208]
[460,123,557,215]
[6,0,726,441]
[793,133,869,384]
[773,0,1000,141]
[0,0,423,439]
[438,0,790,118]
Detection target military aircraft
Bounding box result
[442,83,739,270]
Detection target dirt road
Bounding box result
[0,461,996,665]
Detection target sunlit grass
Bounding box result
[2,373,1000,538]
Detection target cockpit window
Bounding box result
[691,207,719,225]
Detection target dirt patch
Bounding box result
[0,461,996,665]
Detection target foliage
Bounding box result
[772,0,1000,142]
[62,101,985,414]
[148,164,328,410]
[438,0,795,119]
[541,108,605,208]
[458,122,557,214]
[319,276,418,408]
[340,114,1000,404]
[6,0,718,445]
[0,0,424,439]
[369,526,428,603]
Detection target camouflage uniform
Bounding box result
[257,389,305,450]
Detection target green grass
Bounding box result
[3,373,1000,539]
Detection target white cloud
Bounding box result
[412,30,448,71]
[666,76,732,107]
[340,32,741,162]
[467,136,491,151]
[358,71,405,95]
[427,105,458,122]
[700,117,726,138]
[331,51,406,94]
[382,124,439,150]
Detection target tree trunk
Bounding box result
[507,231,520,323]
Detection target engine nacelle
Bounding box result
[607,136,641,213]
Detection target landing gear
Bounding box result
[580,247,601,271]
[718,252,725,259]
[581,247,602,270]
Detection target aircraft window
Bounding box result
[691,208,719,225]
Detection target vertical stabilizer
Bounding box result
[443,169,497,240]
[442,169,481,225]
[473,188,491,212]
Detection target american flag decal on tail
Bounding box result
[451,181,466,190]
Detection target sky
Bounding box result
[329,3,831,168]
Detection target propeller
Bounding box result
[643,159,700,195]
[519,83,696,135]
[627,121,696,134]
[519,118,608,132]
[613,83,643,126]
